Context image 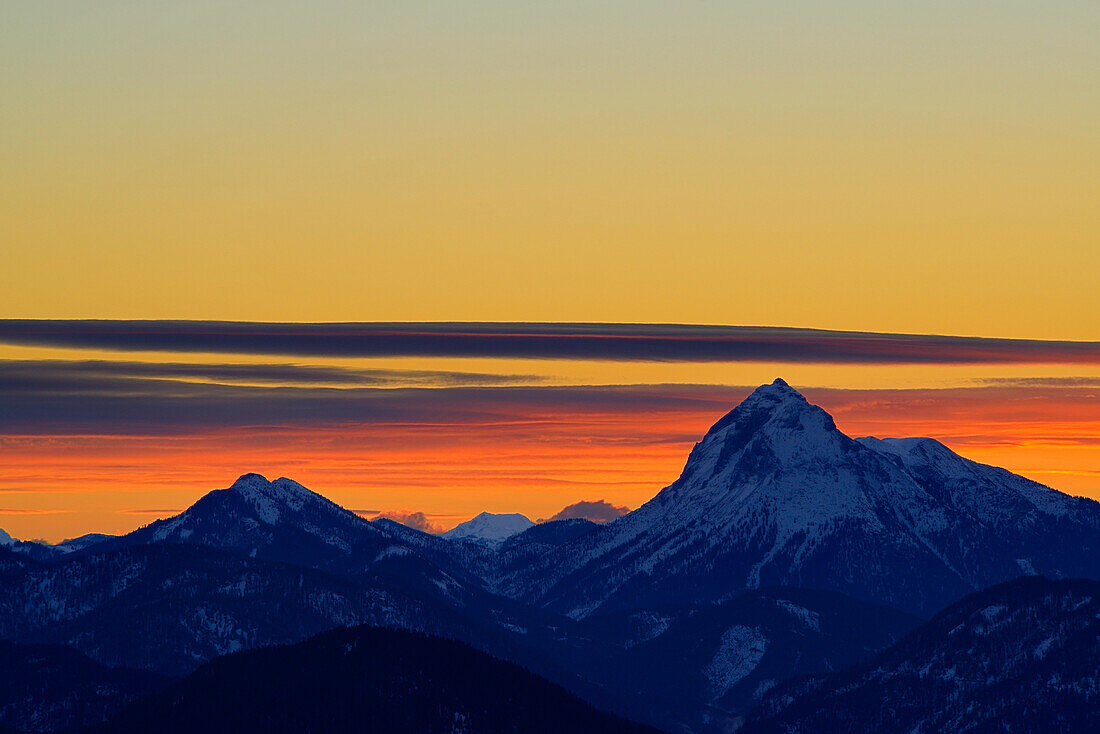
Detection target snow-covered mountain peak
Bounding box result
[677,380,847,489]
[0,527,14,546]
[226,473,298,524]
[732,378,807,412]
[227,472,272,498]
[218,473,344,526]
[754,376,799,397]
[708,380,829,434]
[442,512,535,546]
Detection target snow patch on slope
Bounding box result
[704,626,768,696]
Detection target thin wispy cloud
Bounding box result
[973,377,1100,388]
[370,510,446,534]
[0,359,539,389]
[0,508,72,515]
[0,365,734,434]
[116,508,186,516]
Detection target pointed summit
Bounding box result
[765,377,796,392]
[651,381,854,512]
[714,379,810,419]
[698,379,837,462]
[741,377,805,405]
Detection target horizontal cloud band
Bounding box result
[0,358,1096,441]
[2,321,1099,364]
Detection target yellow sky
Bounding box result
[2,2,1098,338]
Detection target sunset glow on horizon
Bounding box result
[0,322,1096,541]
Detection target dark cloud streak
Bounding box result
[2,320,1098,364]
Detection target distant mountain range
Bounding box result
[1,379,1098,733]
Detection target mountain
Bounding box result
[0,543,435,676]
[745,576,1100,733]
[106,473,505,612]
[0,640,166,732]
[0,544,30,572]
[86,625,661,734]
[118,474,389,572]
[442,512,535,545]
[502,518,598,548]
[5,540,61,562]
[52,533,115,554]
[0,529,64,563]
[494,379,1100,618]
[569,587,920,733]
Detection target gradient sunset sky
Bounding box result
[2,2,1097,541]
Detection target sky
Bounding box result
[1,2,1097,541]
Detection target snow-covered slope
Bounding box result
[746,576,1100,733]
[856,434,1100,586]
[857,435,1086,521]
[0,528,13,546]
[442,512,534,546]
[496,380,1100,618]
